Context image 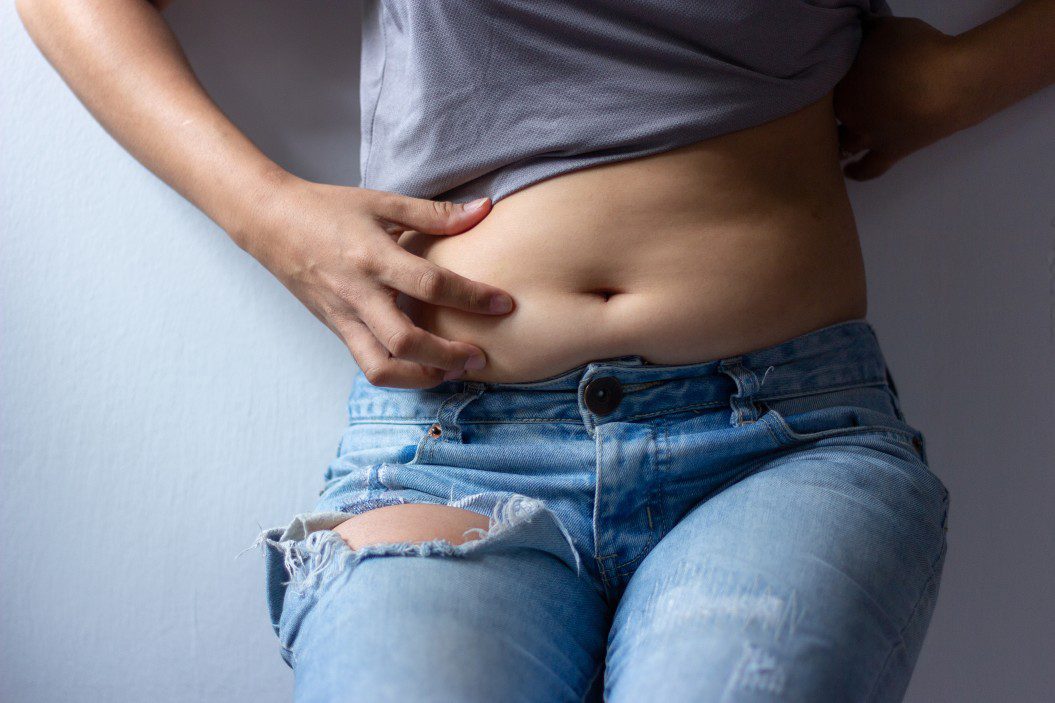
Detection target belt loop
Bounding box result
[718,356,764,427]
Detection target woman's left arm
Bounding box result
[834,0,1055,180]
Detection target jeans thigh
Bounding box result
[285,538,609,703]
[606,435,949,703]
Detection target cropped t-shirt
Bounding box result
[357,1,892,205]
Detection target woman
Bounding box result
[16,0,1053,700]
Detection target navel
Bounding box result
[584,287,623,302]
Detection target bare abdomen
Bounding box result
[397,93,868,383]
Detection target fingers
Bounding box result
[837,123,871,159]
[354,287,489,373]
[843,149,899,181]
[372,191,493,235]
[836,124,900,180]
[339,317,451,389]
[374,243,515,315]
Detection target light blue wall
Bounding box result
[2,1,1052,701]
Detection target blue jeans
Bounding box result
[250,318,949,702]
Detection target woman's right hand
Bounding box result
[241,175,516,389]
[15,0,514,390]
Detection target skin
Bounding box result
[15,0,1055,546]
[835,3,1055,180]
[394,93,869,384]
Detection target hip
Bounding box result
[328,318,944,501]
[254,317,950,668]
[317,317,949,591]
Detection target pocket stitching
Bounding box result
[763,406,949,519]
[762,405,921,450]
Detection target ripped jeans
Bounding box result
[248,318,950,703]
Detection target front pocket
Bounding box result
[756,384,927,461]
[318,460,385,497]
[324,421,434,486]
[759,397,950,517]
[336,421,434,459]
[762,402,923,451]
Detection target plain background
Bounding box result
[2,1,1052,701]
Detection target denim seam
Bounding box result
[760,413,786,446]
[592,430,607,589]
[776,422,919,448]
[762,406,920,447]
[347,417,586,424]
[612,532,655,575]
[455,418,586,424]
[864,537,949,703]
[640,421,666,555]
[654,423,671,535]
[344,419,447,426]
[757,379,890,402]
[580,659,605,703]
[279,641,298,668]
[344,381,890,425]
[600,425,662,577]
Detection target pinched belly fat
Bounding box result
[395,93,869,384]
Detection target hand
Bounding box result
[834,16,976,181]
[239,175,516,389]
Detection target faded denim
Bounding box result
[249,318,950,702]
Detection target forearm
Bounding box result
[15,0,288,246]
[951,0,1055,127]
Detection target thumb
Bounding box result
[374,193,492,235]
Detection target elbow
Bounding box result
[13,0,37,28]
[13,0,46,43]
[15,0,168,52]
[15,0,168,35]
[13,0,61,50]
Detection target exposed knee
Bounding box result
[333,503,492,551]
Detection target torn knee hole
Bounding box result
[333,503,492,551]
[249,493,584,597]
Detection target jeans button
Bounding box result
[584,376,623,416]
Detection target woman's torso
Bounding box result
[397,93,868,383]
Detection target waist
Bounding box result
[396,94,868,384]
[349,318,890,424]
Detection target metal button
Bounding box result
[911,435,923,452]
[584,376,623,416]
[428,423,442,438]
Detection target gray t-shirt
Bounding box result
[357,1,892,205]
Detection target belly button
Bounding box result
[586,287,622,302]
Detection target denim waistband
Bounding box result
[346,318,891,429]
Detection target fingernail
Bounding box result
[464,354,486,371]
[489,295,513,313]
[462,197,489,212]
[443,369,465,381]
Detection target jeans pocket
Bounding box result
[758,384,927,460]
[758,386,950,505]
[763,401,923,451]
[336,421,434,459]
[324,421,434,489]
